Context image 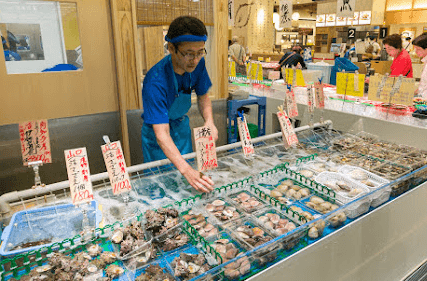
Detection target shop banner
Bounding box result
[336,0,355,18]
[194,126,218,172]
[101,141,132,195]
[65,147,94,205]
[228,0,234,27]
[279,0,292,28]
[336,72,365,97]
[314,82,325,108]
[237,116,255,157]
[19,119,52,166]
[368,74,415,106]
[277,109,299,148]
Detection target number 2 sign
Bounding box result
[348,28,356,39]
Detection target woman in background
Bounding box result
[383,34,413,78]
[412,32,427,99]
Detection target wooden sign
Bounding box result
[308,85,315,113]
[194,126,218,171]
[284,68,305,86]
[368,74,415,106]
[65,147,94,205]
[19,119,52,166]
[314,82,325,108]
[101,141,132,195]
[229,61,236,77]
[336,72,365,97]
[237,116,255,157]
[277,110,299,148]
[286,90,299,118]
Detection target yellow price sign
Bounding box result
[283,68,305,86]
[228,61,236,77]
[336,72,365,97]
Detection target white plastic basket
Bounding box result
[314,172,370,204]
[338,165,389,189]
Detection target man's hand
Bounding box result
[205,121,218,142]
[181,166,214,193]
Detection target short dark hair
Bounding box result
[167,16,208,50]
[413,33,427,49]
[383,34,402,50]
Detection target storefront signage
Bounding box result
[65,147,94,205]
[326,14,336,26]
[237,116,255,157]
[194,126,218,171]
[101,141,132,195]
[277,108,299,148]
[19,119,52,166]
[279,0,292,28]
[337,0,355,17]
[316,15,326,27]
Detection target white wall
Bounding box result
[0,0,66,74]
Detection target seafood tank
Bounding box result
[1,123,427,281]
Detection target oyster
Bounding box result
[111,229,124,244]
[105,264,124,279]
[145,208,180,237]
[171,253,211,280]
[87,244,103,257]
[135,264,174,281]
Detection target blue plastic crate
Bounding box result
[330,58,359,85]
[306,63,333,84]
[0,201,102,257]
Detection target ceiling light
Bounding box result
[292,12,300,21]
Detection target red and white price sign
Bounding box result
[314,82,325,108]
[237,116,255,157]
[19,119,52,166]
[194,126,218,172]
[307,85,315,113]
[285,90,298,118]
[277,110,299,148]
[64,147,94,205]
[101,141,132,195]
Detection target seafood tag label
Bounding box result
[237,116,255,157]
[101,141,132,195]
[277,111,299,148]
[285,90,298,118]
[194,126,218,171]
[307,85,315,113]
[19,119,52,166]
[64,147,94,205]
[314,82,325,108]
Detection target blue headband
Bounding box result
[165,34,207,44]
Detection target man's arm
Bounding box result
[197,93,218,141]
[152,123,214,192]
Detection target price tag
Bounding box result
[354,72,359,92]
[256,64,263,81]
[247,63,257,80]
[277,110,299,148]
[336,72,365,97]
[314,82,325,108]
[101,141,132,195]
[19,119,52,166]
[194,126,218,171]
[284,68,305,86]
[229,61,236,77]
[64,147,94,205]
[237,116,255,157]
[285,90,299,118]
[368,74,415,105]
[307,85,315,113]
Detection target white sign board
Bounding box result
[336,0,356,17]
[237,116,255,157]
[101,141,132,195]
[194,126,218,172]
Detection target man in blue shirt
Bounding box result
[141,16,217,193]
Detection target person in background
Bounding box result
[383,34,413,78]
[412,32,427,99]
[228,36,246,74]
[279,45,306,69]
[141,16,217,193]
[365,35,381,59]
[344,44,356,59]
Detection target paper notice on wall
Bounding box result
[194,126,218,172]
[228,0,234,26]
[277,110,299,148]
[237,116,255,157]
[279,0,292,28]
[101,141,132,195]
[19,119,52,166]
[336,0,356,18]
[64,147,94,205]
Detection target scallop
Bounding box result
[237,193,251,202]
[106,264,124,278]
[299,188,310,198]
[87,244,102,257]
[87,264,98,273]
[285,222,296,231]
[205,203,214,212]
[269,214,280,224]
[214,244,226,254]
[293,192,302,200]
[264,221,274,229]
[270,190,283,198]
[350,170,368,180]
[286,189,296,198]
[300,170,314,178]
[310,196,324,205]
[188,262,201,273]
[291,185,301,191]
[252,227,265,237]
[236,231,250,239]
[337,212,347,222]
[204,223,215,232]
[308,227,319,239]
[223,209,234,217]
[320,202,332,210]
[276,228,288,235]
[281,180,294,187]
[249,199,260,207]
[212,200,225,206]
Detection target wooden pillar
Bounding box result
[110,0,142,165]
[214,0,229,99]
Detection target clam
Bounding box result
[308,227,319,239]
[348,188,363,197]
[205,204,214,212]
[212,200,225,206]
[336,181,351,191]
[293,192,302,200]
[258,216,269,223]
[188,262,201,274]
[300,170,314,178]
[338,212,347,222]
[237,193,251,202]
[350,170,368,180]
[270,190,283,198]
[286,189,296,198]
[281,180,294,186]
[269,214,280,224]
[111,229,124,244]
[236,231,250,239]
[216,239,229,244]
[223,209,234,217]
[249,199,260,207]
[277,185,289,193]
[299,188,310,197]
[252,227,264,237]
[310,196,324,205]
[204,224,214,232]
[361,180,376,187]
[291,185,301,191]
[264,221,274,229]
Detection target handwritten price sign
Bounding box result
[237,116,255,157]
[19,120,52,166]
[314,82,325,108]
[277,110,299,148]
[101,141,132,195]
[194,126,218,172]
[64,147,94,205]
[285,90,299,118]
[307,85,315,113]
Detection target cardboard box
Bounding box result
[370,61,392,75]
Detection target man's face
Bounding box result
[170,41,206,74]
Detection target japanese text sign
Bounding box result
[101,141,132,195]
[228,0,234,26]
[64,147,94,205]
[19,119,52,166]
[237,116,255,157]
[279,0,292,28]
[285,90,299,118]
[368,74,415,106]
[283,68,305,86]
[314,82,325,108]
[229,61,236,77]
[246,63,263,81]
[336,72,365,97]
[336,0,355,17]
[194,126,218,171]
[277,110,299,148]
[307,85,315,113]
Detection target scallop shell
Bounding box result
[87,264,98,273]
[252,227,264,237]
[35,265,52,273]
[212,200,225,206]
[205,203,214,212]
[111,229,124,244]
[310,196,324,205]
[188,262,201,274]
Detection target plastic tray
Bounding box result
[288,204,329,239]
[372,163,413,197]
[228,190,268,214]
[131,258,176,281]
[393,153,427,170]
[202,197,245,225]
[350,155,385,172]
[264,177,312,203]
[0,201,102,257]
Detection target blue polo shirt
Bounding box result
[142,55,212,124]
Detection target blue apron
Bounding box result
[141,66,193,163]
